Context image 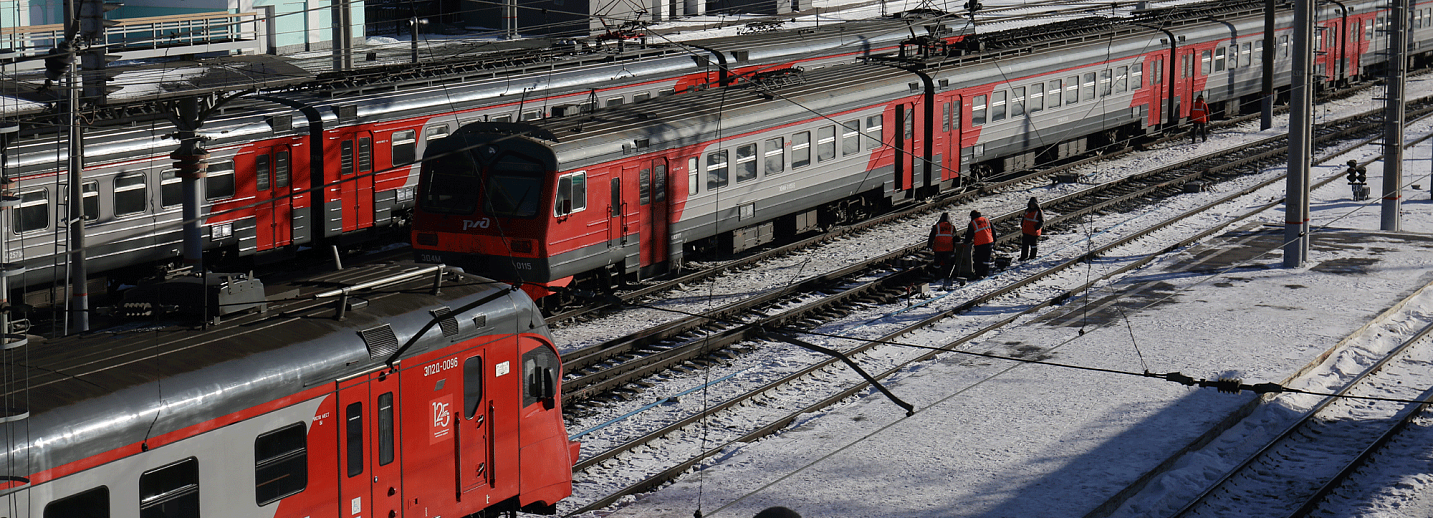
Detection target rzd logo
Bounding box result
[463,218,491,230]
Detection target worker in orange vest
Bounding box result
[965,210,994,279]
[927,212,957,281]
[1190,94,1210,144]
[1019,197,1044,261]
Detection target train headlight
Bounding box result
[396,187,414,203]
[211,222,233,241]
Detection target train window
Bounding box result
[206,160,235,201]
[1281,35,1290,58]
[1099,70,1111,96]
[254,423,307,506]
[634,92,651,103]
[654,164,666,202]
[493,114,512,123]
[393,129,417,166]
[425,125,449,141]
[990,92,1006,122]
[485,154,544,218]
[1029,84,1043,113]
[554,172,587,216]
[522,344,560,407]
[1011,87,1025,117]
[1132,64,1142,89]
[1065,76,1078,104]
[1048,79,1061,106]
[1152,59,1161,84]
[842,121,860,156]
[792,132,811,168]
[1214,46,1226,72]
[276,151,291,189]
[464,356,483,418]
[81,181,98,221]
[1200,51,1211,75]
[765,137,785,174]
[115,174,147,217]
[1229,45,1239,70]
[606,97,624,108]
[1115,67,1127,93]
[161,171,182,208]
[941,103,950,132]
[1242,43,1252,67]
[14,188,47,234]
[378,392,395,466]
[340,140,355,175]
[420,152,479,215]
[345,402,363,477]
[688,157,699,195]
[521,111,540,121]
[358,137,372,172]
[45,486,108,518]
[1181,55,1191,78]
[971,95,986,125]
[816,126,835,162]
[1081,73,1095,101]
[707,150,729,189]
[139,458,199,518]
[865,115,882,151]
[736,144,758,182]
[256,154,271,191]
[610,178,621,217]
[639,169,652,203]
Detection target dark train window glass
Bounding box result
[340,140,354,175]
[1214,47,1226,72]
[161,171,182,208]
[378,392,395,466]
[139,458,199,518]
[392,130,417,167]
[554,172,587,216]
[15,189,47,234]
[941,103,951,132]
[736,144,757,182]
[275,151,291,189]
[1241,42,1252,67]
[255,423,307,506]
[45,486,109,518]
[358,137,372,172]
[114,174,147,216]
[206,160,235,201]
[256,154,271,192]
[706,150,729,189]
[345,402,362,478]
[971,95,986,125]
[792,132,811,168]
[484,154,544,219]
[464,356,483,419]
[639,168,651,204]
[426,125,449,141]
[81,181,98,221]
[610,178,622,217]
[522,344,560,407]
[816,126,835,162]
[842,121,860,156]
[865,115,882,150]
[653,164,666,202]
[634,91,651,102]
[419,150,481,215]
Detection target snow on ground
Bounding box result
[560,77,1433,518]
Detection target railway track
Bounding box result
[557,86,1423,515]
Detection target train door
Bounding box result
[942,95,962,188]
[371,371,403,518]
[337,130,376,232]
[609,174,628,247]
[337,375,372,518]
[254,146,294,251]
[640,159,669,269]
[458,353,493,503]
[895,104,914,200]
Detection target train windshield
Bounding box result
[419,150,482,215]
[483,154,545,219]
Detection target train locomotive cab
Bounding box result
[412,124,571,302]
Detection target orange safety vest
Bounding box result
[1022,210,1042,236]
[970,217,994,246]
[932,221,956,252]
[1191,100,1210,124]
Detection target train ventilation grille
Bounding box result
[359,324,401,360]
[431,307,459,337]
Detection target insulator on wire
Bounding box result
[1214,378,1242,394]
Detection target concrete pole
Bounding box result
[67,56,88,333]
[1285,0,1313,268]
[1382,0,1406,231]
[1261,0,1275,131]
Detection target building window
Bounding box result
[255,423,307,506]
[392,129,417,166]
[140,458,199,518]
[114,174,147,216]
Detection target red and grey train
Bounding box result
[0,262,576,517]
[409,0,1433,302]
[0,12,971,306]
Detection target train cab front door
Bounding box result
[336,130,376,233]
[337,369,403,518]
[458,354,494,503]
[254,146,294,252]
[639,159,669,273]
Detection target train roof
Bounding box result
[3,262,545,473]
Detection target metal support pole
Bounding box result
[1382,0,1407,231]
[1285,0,1313,268]
[1261,0,1275,130]
[66,57,88,333]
